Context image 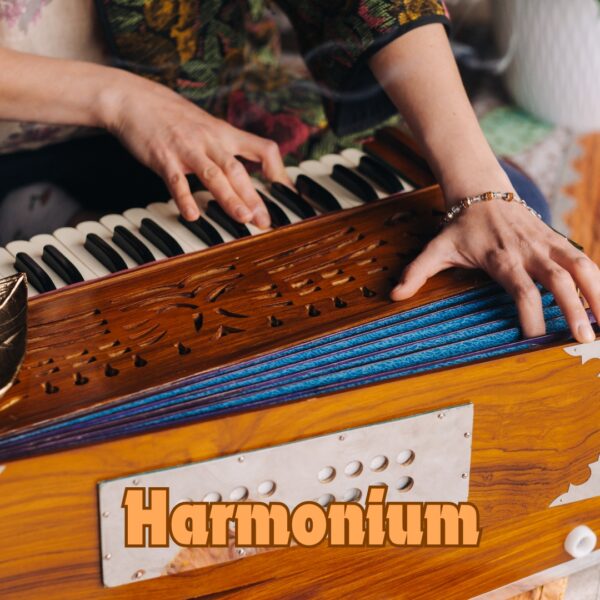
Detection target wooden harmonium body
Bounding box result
[0,129,600,600]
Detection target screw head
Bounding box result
[237,456,245,463]
[464,432,471,438]
[102,511,110,518]
[236,548,246,556]
[438,412,446,420]
[461,473,469,479]
[338,434,346,441]
[104,553,112,560]
[133,569,145,580]
[132,478,140,486]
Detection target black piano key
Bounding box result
[178,215,224,246]
[264,199,291,227]
[84,233,128,273]
[357,155,404,194]
[113,225,155,265]
[269,182,316,219]
[42,245,84,285]
[331,164,378,203]
[14,252,56,293]
[295,174,341,212]
[206,200,251,238]
[139,218,184,257]
[256,191,291,227]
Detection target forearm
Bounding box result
[0,46,142,130]
[369,24,512,205]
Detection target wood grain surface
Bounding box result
[366,127,437,188]
[0,186,487,455]
[531,131,600,600]
[0,129,598,599]
[1,336,599,599]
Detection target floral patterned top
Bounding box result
[96,0,449,160]
[0,1,449,159]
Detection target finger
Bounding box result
[391,236,454,301]
[161,159,199,221]
[530,258,594,343]
[211,151,270,229]
[491,261,546,338]
[239,134,291,186]
[186,156,253,224]
[552,245,600,329]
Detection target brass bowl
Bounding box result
[0,274,27,399]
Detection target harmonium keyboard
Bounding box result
[1,127,600,600]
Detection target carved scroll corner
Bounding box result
[550,455,600,507]
[564,340,600,375]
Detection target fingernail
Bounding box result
[577,322,595,343]
[390,285,405,301]
[236,206,252,222]
[185,208,199,221]
[254,209,270,229]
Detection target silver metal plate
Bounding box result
[98,404,473,587]
[550,456,600,507]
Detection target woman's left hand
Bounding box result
[391,197,600,343]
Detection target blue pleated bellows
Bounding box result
[0,283,573,459]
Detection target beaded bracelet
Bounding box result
[441,191,543,226]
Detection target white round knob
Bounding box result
[564,525,597,558]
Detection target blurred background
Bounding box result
[447,3,600,598]
[446,0,600,269]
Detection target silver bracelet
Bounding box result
[441,191,543,226]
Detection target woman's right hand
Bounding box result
[101,72,290,227]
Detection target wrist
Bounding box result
[440,191,542,228]
[91,68,139,133]
[418,128,513,207]
[440,163,515,209]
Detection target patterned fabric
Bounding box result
[95,0,449,161]
[0,0,108,154]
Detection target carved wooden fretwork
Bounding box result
[0,189,486,439]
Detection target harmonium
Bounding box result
[1,127,599,600]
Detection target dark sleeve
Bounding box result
[274,0,451,136]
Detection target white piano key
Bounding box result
[285,166,304,186]
[320,153,387,199]
[100,214,167,260]
[188,192,266,237]
[53,227,111,278]
[0,248,18,279]
[6,239,67,289]
[340,148,414,191]
[297,159,363,208]
[246,221,263,236]
[252,180,302,224]
[0,247,37,297]
[145,202,209,252]
[340,148,369,167]
[163,198,227,246]
[123,207,196,254]
[76,221,136,269]
[319,153,355,169]
[31,234,97,281]
[182,193,234,243]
